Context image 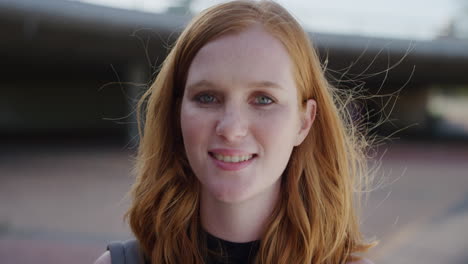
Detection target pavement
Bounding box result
[1,141,467,264]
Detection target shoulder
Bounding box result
[347,258,374,264]
[94,251,111,264]
[106,239,148,264]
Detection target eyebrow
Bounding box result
[186,80,284,91]
[247,81,283,90]
[186,80,216,91]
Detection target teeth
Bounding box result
[213,153,253,163]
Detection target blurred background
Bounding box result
[0,0,467,263]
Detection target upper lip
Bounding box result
[208,148,255,156]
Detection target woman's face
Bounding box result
[180,25,315,204]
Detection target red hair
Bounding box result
[126,1,375,263]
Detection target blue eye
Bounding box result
[196,94,217,104]
[254,95,273,105]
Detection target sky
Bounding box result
[70,0,465,40]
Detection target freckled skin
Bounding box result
[180,25,312,205]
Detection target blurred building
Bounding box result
[1,0,468,144]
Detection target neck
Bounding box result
[200,182,280,243]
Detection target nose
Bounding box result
[215,105,248,143]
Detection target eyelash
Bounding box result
[253,95,273,105]
[193,93,275,106]
[195,93,218,104]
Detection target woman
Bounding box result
[95,1,375,263]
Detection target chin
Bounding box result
[208,185,255,204]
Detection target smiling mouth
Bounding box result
[208,152,257,163]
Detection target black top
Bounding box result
[107,233,260,264]
[205,232,260,264]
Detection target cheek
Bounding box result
[253,107,300,171]
[180,104,211,154]
[254,107,299,145]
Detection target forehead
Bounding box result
[186,24,295,89]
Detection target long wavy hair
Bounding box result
[126,1,375,263]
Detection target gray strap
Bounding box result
[107,239,145,264]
